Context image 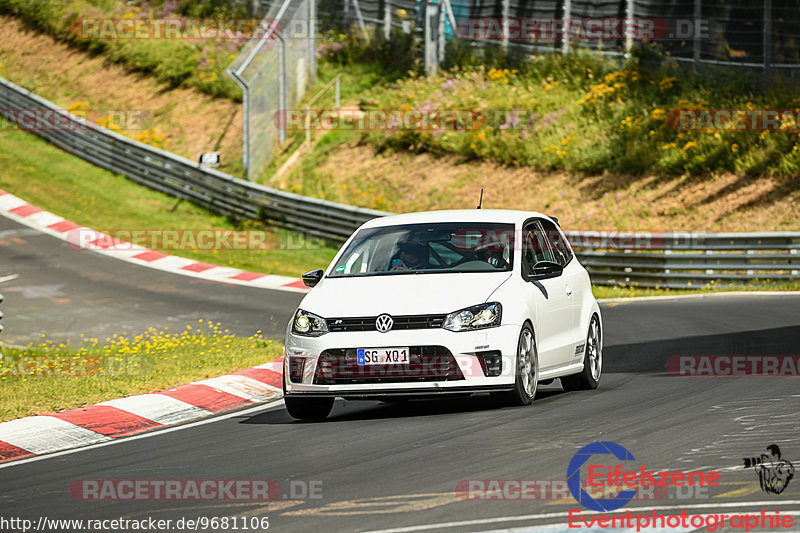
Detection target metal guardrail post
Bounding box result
[561,0,571,55]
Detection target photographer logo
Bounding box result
[743,444,795,495]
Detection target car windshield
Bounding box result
[328,222,515,277]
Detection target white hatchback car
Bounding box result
[283,210,602,420]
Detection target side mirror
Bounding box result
[528,261,563,280]
[302,269,324,288]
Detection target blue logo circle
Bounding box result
[567,441,638,512]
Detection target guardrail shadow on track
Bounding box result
[604,324,800,374]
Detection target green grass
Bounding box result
[593,281,800,300]
[0,324,283,422]
[0,129,337,277]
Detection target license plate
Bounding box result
[357,347,410,365]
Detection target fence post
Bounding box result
[335,77,341,110]
[501,0,510,52]
[424,1,439,76]
[351,0,370,40]
[763,0,772,94]
[693,0,701,73]
[309,0,317,86]
[278,34,287,144]
[384,0,391,40]
[438,1,446,63]
[625,0,634,53]
[562,0,571,54]
[228,70,250,178]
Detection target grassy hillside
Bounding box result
[0,0,245,99]
[0,129,338,277]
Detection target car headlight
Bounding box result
[292,309,329,337]
[443,302,502,332]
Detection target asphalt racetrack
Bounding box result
[1,214,799,532]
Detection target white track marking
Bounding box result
[194,374,282,402]
[0,400,288,470]
[254,361,284,373]
[0,416,110,455]
[0,191,309,293]
[99,395,212,425]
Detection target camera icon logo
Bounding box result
[743,444,795,495]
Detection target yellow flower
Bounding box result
[682,141,698,152]
[661,142,677,150]
[649,108,667,121]
[659,77,678,91]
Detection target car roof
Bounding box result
[360,209,551,229]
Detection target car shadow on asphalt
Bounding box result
[240,387,567,425]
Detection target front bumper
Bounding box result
[283,324,519,396]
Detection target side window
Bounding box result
[522,221,554,274]
[539,219,573,267]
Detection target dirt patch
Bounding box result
[0,15,242,173]
[311,142,799,232]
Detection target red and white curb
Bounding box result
[0,358,284,464]
[0,190,311,293]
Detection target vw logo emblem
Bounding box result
[375,314,393,333]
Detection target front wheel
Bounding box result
[494,324,538,406]
[562,315,602,391]
[284,396,335,420]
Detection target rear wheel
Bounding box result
[284,396,335,420]
[494,324,538,406]
[562,315,602,391]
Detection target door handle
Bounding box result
[565,284,573,297]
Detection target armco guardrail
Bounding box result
[2,77,798,289]
[567,231,800,289]
[0,77,386,242]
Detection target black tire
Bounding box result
[562,315,602,391]
[284,396,335,420]
[493,323,538,406]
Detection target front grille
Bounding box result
[313,346,464,384]
[327,314,446,332]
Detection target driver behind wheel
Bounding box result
[476,238,509,269]
[390,241,430,270]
